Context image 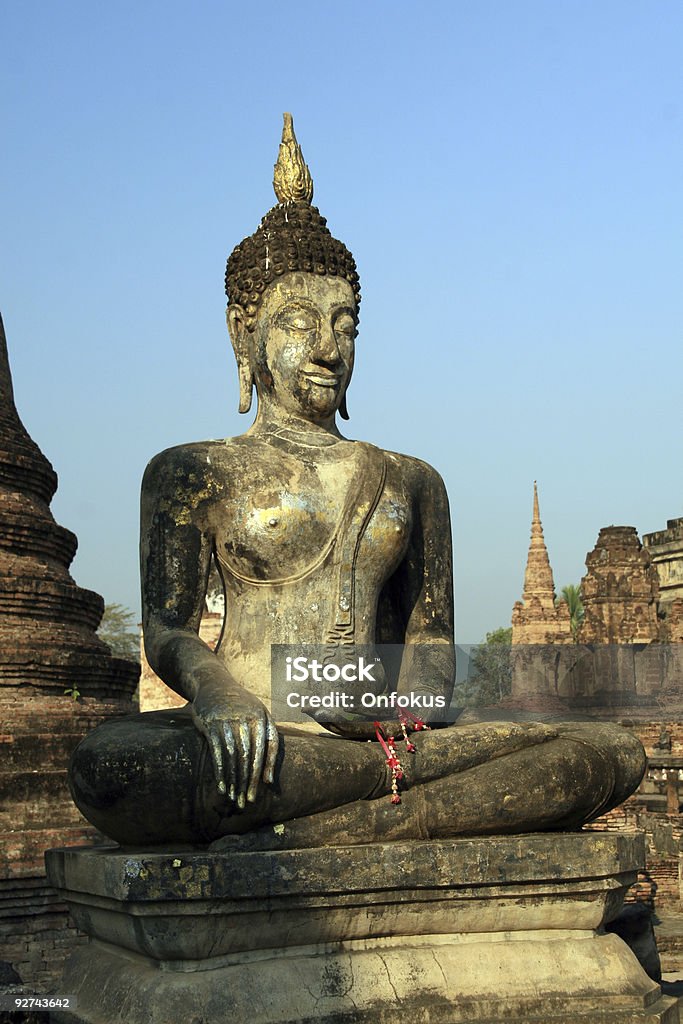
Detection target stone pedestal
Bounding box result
[46,833,679,1023]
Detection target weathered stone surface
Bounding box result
[46,835,680,1023]
[53,933,680,1024]
[67,714,647,845]
[46,833,645,953]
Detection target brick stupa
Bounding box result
[507,483,572,709]
[512,482,572,645]
[0,314,138,987]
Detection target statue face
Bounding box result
[251,272,357,423]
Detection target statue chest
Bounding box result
[213,461,411,587]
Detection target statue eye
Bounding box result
[277,307,318,332]
[334,317,356,338]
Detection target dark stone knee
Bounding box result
[602,725,647,805]
[553,723,646,825]
[68,711,202,845]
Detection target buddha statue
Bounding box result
[69,115,646,848]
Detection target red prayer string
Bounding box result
[374,713,430,805]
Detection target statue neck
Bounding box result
[248,407,344,445]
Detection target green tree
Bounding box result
[97,603,141,663]
[455,627,512,707]
[556,584,584,640]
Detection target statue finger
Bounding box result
[247,719,266,803]
[236,720,251,809]
[263,717,280,784]
[205,726,226,796]
[220,721,237,803]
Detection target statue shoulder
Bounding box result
[142,440,222,491]
[141,437,256,511]
[379,447,448,496]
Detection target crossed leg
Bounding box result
[69,709,645,847]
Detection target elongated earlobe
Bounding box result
[339,363,353,421]
[226,305,254,414]
[237,360,254,414]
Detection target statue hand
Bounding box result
[191,681,279,809]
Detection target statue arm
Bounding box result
[140,446,278,807]
[393,459,455,710]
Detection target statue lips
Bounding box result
[301,369,342,388]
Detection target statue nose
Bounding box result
[313,322,341,365]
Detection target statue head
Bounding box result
[226,114,360,419]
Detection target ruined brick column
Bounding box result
[579,527,662,646]
[576,526,663,707]
[0,314,138,988]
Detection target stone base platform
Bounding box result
[45,833,680,1024]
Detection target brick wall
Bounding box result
[587,721,683,911]
[0,695,131,991]
[0,879,87,990]
[630,720,683,756]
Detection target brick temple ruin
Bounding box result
[644,518,683,611]
[510,484,683,709]
[509,484,683,967]
[0,315,139,988]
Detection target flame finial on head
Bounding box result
[226,114,360,337]
[273,113,313,204]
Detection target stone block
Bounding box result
[46,833,681,1023]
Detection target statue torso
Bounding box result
[213,437,409,582]
[191,435,416,704]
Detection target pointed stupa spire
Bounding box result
[522,481,556,601]
[0,313,15,409]
[512,482,572,644]
[532,480,540,527]
[0,313,58,504]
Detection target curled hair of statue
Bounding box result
[225,114,361,333]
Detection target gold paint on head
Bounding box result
[273,113,313,204]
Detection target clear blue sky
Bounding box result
[2,2,682,641]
